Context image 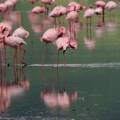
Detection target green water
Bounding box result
[0,0,120,120]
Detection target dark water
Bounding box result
[0,0,120,120]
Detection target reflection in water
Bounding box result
[28,13,55,33]
[3,11,22,26]
[105,20,117,32]
[41,90,78,110]
[84,20,96,50]
[40,66,78,111]
[0,85,11,113]
[0,65,30,113]
[84,37,96,50]
[95,26,105,38]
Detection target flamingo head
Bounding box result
[57,26,66,37]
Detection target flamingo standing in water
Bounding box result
[12,27,29,64]
[95,0,106,24]
[0,22,12,82]
[105,1,117,20]
[95,7,103,26]
[4,36,27,67]
[31,6,47,14]
[66,11,79,45]
[49,6,67,25]
[41,26,66,43]
[84,7,95,29]
[41,0,56,14]
[67,1,84,12]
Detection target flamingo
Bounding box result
[95,0,106,23]
[69,39,78,49]
[12,27,29,64]
[105,1,117,20]
[0,3,7,13]
[12,27,29,39]
[84,7,95,29]
[0,22,12,82]
[31,6,47,14]
[49,6,67,25]
[67,1,84,13]
[41,26,66,43]
[66,11,79,40]
[54,36,69,53]
[95,7,104,26]
[66,11,79,22]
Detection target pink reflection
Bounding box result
[28,12,55,33]
[41,90,78,110]
[0,86,11,112]
[105,20,117,32]
[3,11,22,26]
[95,26,105,38]
[41,91,58,109]
[84,37,96,50]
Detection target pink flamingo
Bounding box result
[4,0,18,12]
[66,11,79,41]
[55,36,69,54]
[95,7,104,26]
[105,1,117,20]
[5,36,27,78]
[49,6,67,25]
[12,27,29,39]
[0,3,7,13]
[95,0,106,23]
[12,27,29,63]
[41,0,55,5]
[67,1,84,13]
[69,39,78,49]
[0,22,12,82]
[41,26,66,43]
[84,7,95,29]
[31,6,47,14]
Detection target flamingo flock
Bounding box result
[0,0,118,71]
[0,0,119,113]
[0,0,117,61]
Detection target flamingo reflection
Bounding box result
[41,90,78,110]
[0,64,30,113]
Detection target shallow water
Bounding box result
[0,0,120,120]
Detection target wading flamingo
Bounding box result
[95,0,106,23]
[84,7,95,29]
[41,26,66,43]
[105,1,117,20]
[49,6,67,25]
[0,22,12,82]
[31,6,47,14]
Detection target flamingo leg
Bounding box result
[63,52,66,66]
[14,48,17,82]
[3,44,6,83]
[0,49,2,82]
[102,7,105,24]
